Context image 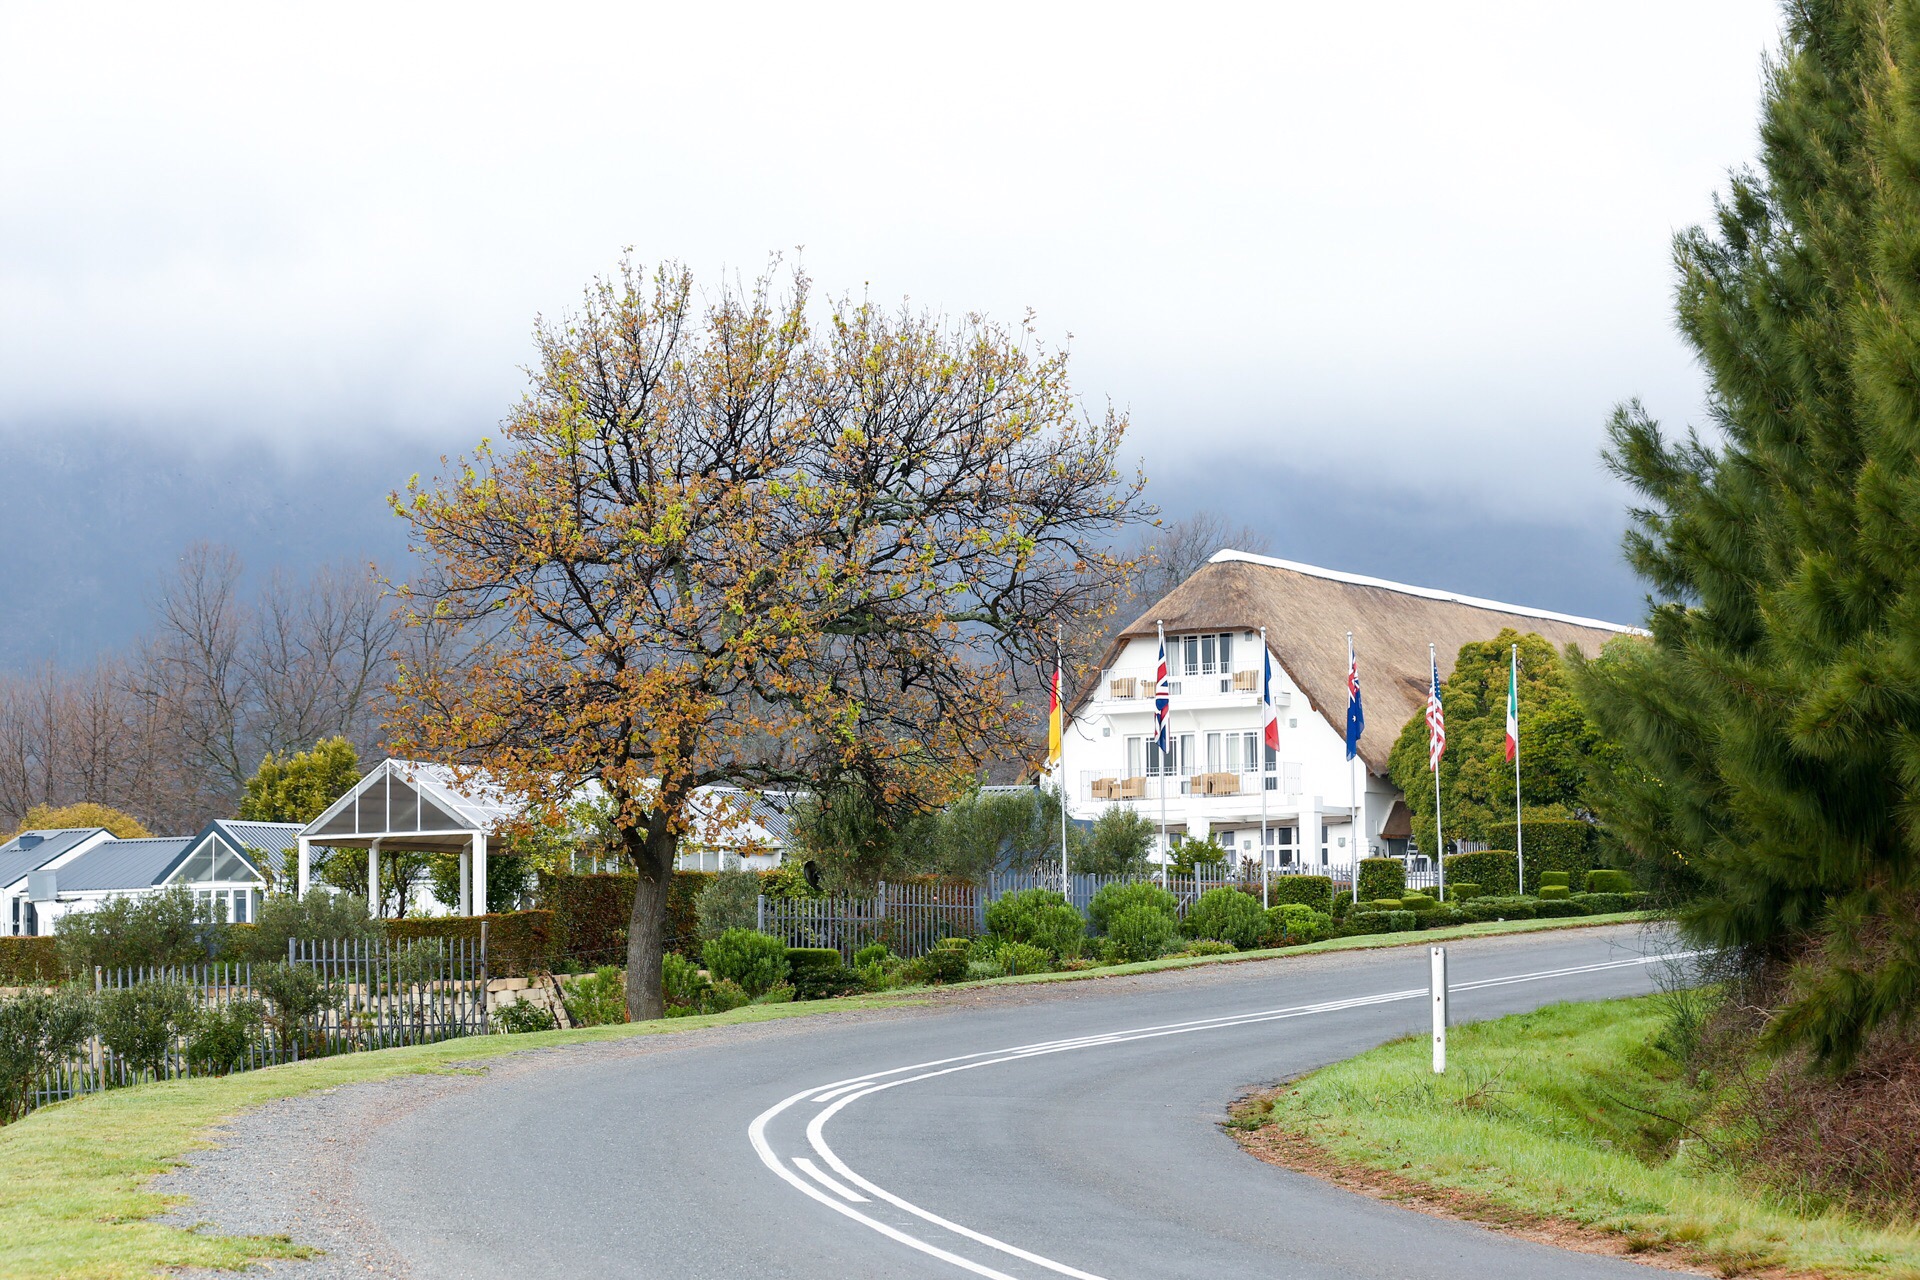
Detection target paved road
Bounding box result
[344,925,1684,1279]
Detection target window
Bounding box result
[1206,731,1258,774]
[1283,763,1304,797]
[1127,734,1194,777]
[1179,632,1234,676]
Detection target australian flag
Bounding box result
[1345,636,1364,762]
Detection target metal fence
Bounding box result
[756,881,981,960]
[18,934,491,1118]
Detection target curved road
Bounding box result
[334,925,1682,1279]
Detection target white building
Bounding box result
[1059,550,1635,874]
[4,823,270,935]
[1,827,115,936]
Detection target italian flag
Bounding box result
[1047,664,1063,768]
[1504,648,1519,763]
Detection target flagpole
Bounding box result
[1432,642,1446,903]
[1058,626,1069,903]
[1259,625,1269,911]
[1349,631,1359,907]
[1512,642,1525,897]
[1157,620,1168,886]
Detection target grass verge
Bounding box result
[0,910,1645,1280]
[1228,993,1920,1278]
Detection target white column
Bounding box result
[368,838,383,918]
[459,847,472,917]
[296,837,311,898]
[473,831,488,916]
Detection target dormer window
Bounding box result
[1180,632,1233,676]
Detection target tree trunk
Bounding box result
[623,819,679,1020]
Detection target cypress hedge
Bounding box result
[383,910,557,977]
[1488,818,1594,893]
[1445,850,1520,896]
[1267,875,1335,912]
[536,871,714,968]
[1355,858,1406,902]
[0,937,61,985]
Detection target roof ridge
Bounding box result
[1206,549,1644,635]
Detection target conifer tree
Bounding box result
[1578,0,1920,1067]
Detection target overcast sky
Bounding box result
[0,3,1784,660]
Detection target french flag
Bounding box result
[1262,645,1281,752]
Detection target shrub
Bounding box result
[1178,940,1237,957]
[562,966,627,1026]
[1424,906,1465,927]
[1585,869,1634,894]
[750,983,796,1005]
[995,942,1053,975]
[1489,817,1593,892]
[1460,896,1537,922]
[702,929,789,996]
[1074,807,1155,876]
[694,871,764,943]
[98,981,196,1079]
[0,938,62,986]
[661,952,709,1010]
[1342,911,1396,935]
[1447,882,1485,901]
[1367,899,1404,911]
[1107,905,1177,962]
[705,978,751,1012]
[853,942,892,969]
[535,871,713,967]
[494,1000,558,1033]
[186,998,267,1075]
[252,962,340,1057]
[1356,858,1406,902]
[57,888,225,975]
[1088,881,1178,933]
[985,889,1085,958]
[1534,898,1587,918]
[384,910,557,977]
[967,959,1004,980]
[1268,904,1335,945]
[1570,891,1629,915]
[1185,888,1267,949]
[921,945,969,984]
[1444,851,1519,896]
[1267,875,1335,912]
[1538,885,1571,900]
[1399,893,1436,914]
[786,947,858,999]
[0,987,94,1122]
[237,891,380,964]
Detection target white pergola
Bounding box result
[296,759,515,917]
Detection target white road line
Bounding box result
[793,1156,871,1202]
[750,947,1695,1280]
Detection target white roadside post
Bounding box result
[1430,945,1448,1074]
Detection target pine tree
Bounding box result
[1579,0,1920,1067]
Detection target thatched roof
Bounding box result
[1101,550,1640,775]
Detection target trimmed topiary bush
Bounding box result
[1490,818,1593,893]
[1444,851,1519,896]
[785,947,859,999]
[1540,871,1571,889]
[1538,885,1571,900]
[1447,882,1485,901]
[1185,888,1267,948]
[1585,869,1634,894]
[1367,898,1405,911]
[1399,893,1437,914]
[701,929,789,996]
[1344,910,1416,935]
[1088,882,1179,933]
[1355,858,1406,902]
[1267,875,1335,912]
[1534,898,1587,918]
[1108,905,1177,962]
[1460,895,1537,922]
[1570,891,1629,914]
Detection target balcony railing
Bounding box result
[1098,667,1282,701]
[1077,770,1305,804]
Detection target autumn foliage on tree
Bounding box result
[388,261,1148,1018]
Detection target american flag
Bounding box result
[1426,653,1447,772]
[1154,634,1171,754]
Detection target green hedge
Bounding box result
[1446,850,1520,896]
[0,937,61,985]
[1345,909,1417,935]
[535,871,715,967]
[1447,882,1484,901]
[1571,892,1629,914]
[1534,898,1587,918]
[384,911,557,977]
[1539,885,1571,900]
[1488,818,1594,893]
[1356,858,1406,902]
[1268,876,1335,912]
[1460,895,1537,922]
[1585,869,1633,894]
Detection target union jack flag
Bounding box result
[1154,634,1171,754]
[1426,653,1447,772]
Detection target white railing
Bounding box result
[1097,667,1267,701]
[1078,770,1305,805]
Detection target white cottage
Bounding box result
[1059,550,1635,874]
[10,824,269,935]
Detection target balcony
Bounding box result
[1075,769,1308,818]
[1095,666,1286,712]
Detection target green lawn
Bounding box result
[0,910,1646,1280]
[1232,994,1920,1278]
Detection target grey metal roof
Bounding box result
[0,828,107,890]
[207,820,302,877]
[54,838,195,892]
